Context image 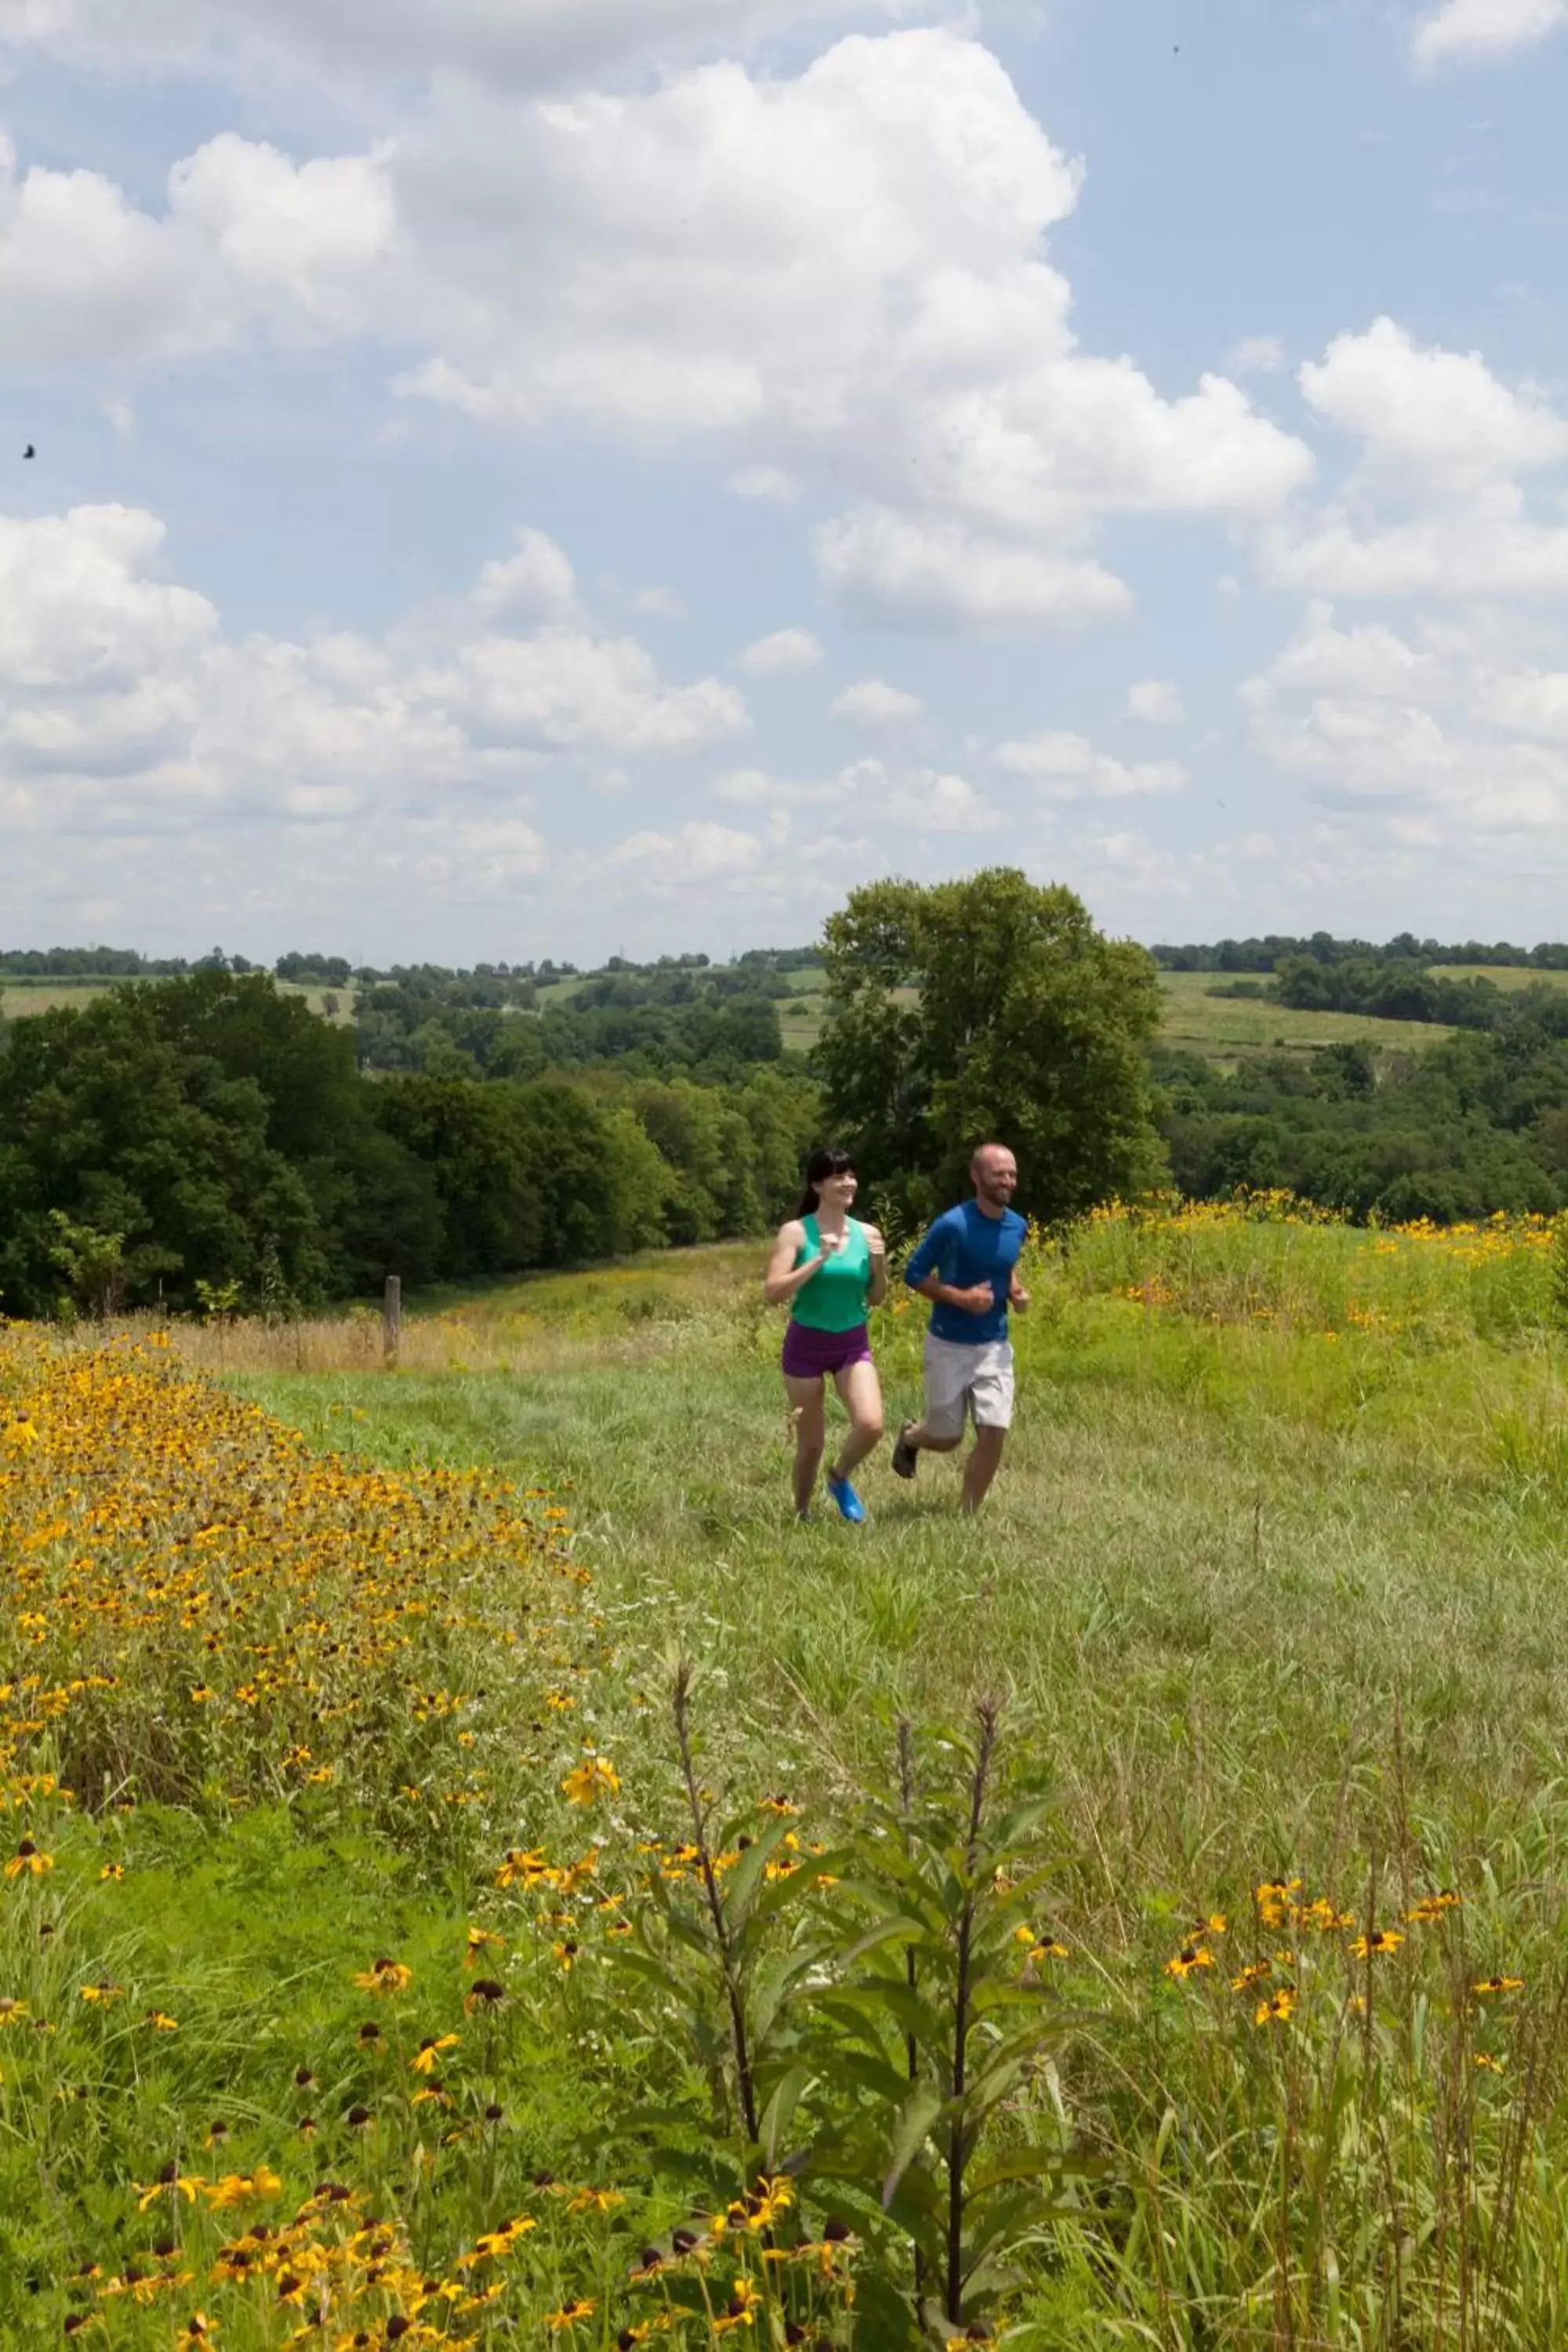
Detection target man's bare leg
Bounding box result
[960,1425,1006,1515]
[898,1417,961,1456]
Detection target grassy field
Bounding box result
[777,967,831,1054]
[1156,969,1449,1065]
[1429,964,1568,993]
[782,968,1447,1067]
[0,977,352,1023]
[9,1204,1568,2344]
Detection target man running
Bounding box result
[891,1142,1029,1514]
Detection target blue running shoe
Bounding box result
[826,1474,866,1524]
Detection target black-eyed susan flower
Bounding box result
[136,2169,202,2210]
[545,2301,596,2330]
[203,2167,281,2209]
[714,2280,763,2334]
[1349,1929,1403,1960]
[1163,1945,1214,1980]
[463,1978,505,2014]
[1254,1988,1298,2027]
[1473,1975,1525,1995]
[561,1755,619,1806]
[412,2033,459,2074]
[5,1838,52,1879]
[353,1957,412,1995]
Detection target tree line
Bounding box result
[15,885,1568,1318]
[1154,932,1568,974]
[0,972,818,1316]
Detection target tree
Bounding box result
[0,987,330,1313]
[815,869,1165,1225]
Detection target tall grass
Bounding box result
[13,1200,1568,2343]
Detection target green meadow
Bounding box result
[9,1204,1568,2346]
[1154,968,1451,1066]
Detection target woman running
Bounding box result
[764,1146,887,1521]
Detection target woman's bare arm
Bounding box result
[763,1220,826,1306]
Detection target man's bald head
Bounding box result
[970,1142,1018,1210]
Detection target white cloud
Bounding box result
[1241,601,1568,844]
[4,0,936,91]
[0,130,394,368]
[1124,677,1185,725]
[1299,316,1568,492]
[730,466,800,504]
[711,766,837,807]
[1226,333,1287,376]
[630,586,687,619]
[0,503,746,890]
[831,677,924,732]
[993,728,1188,799]
[2,33,1310,637]
[1413,0,1568,67]
[471,526,581,622]
[712,754,993,829]
[840,757,999,830]
[1266,318,1568,601]
[739,627,825,675]
[601,819,771,891]
[815,507,1133,629]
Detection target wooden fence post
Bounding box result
[383,1275,402,1367]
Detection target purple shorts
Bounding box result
[782,1320,873,1381]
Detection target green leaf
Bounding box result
[965,2144,1098,2196]
[826,1981,952,2060]
[834,1914,931,1969]
[758,2060,813,2167]
[881,2079,946,2208]
[829,2045,925,2107]
[722,1820,791,1926]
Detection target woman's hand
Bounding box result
[863,1225,886,1258]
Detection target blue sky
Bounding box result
[3,0,1568,964]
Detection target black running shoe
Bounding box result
[891,1423,919,1480]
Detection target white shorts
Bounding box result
[923,1334,1014,1439]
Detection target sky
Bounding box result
[3,0,1568,965]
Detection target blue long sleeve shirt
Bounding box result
[903,1201,1027,1345]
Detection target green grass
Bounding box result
[230,1221,1568,2340]
[0,978,352,1023]
[1156,968,1451,1064]
[780,968,1450,1067]
[13,1216,1568,2343]
[1429,963,1568,992]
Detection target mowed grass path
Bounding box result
[234,1243,1568,1940]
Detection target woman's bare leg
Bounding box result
[784,1374,826,1515]
[830,1359,885,1482]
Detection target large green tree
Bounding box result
[815,869,1165,1225]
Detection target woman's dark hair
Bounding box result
[794,1146,858,1220]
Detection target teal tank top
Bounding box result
[791,1214,873,1334]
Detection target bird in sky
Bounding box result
[23,445,35,459]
